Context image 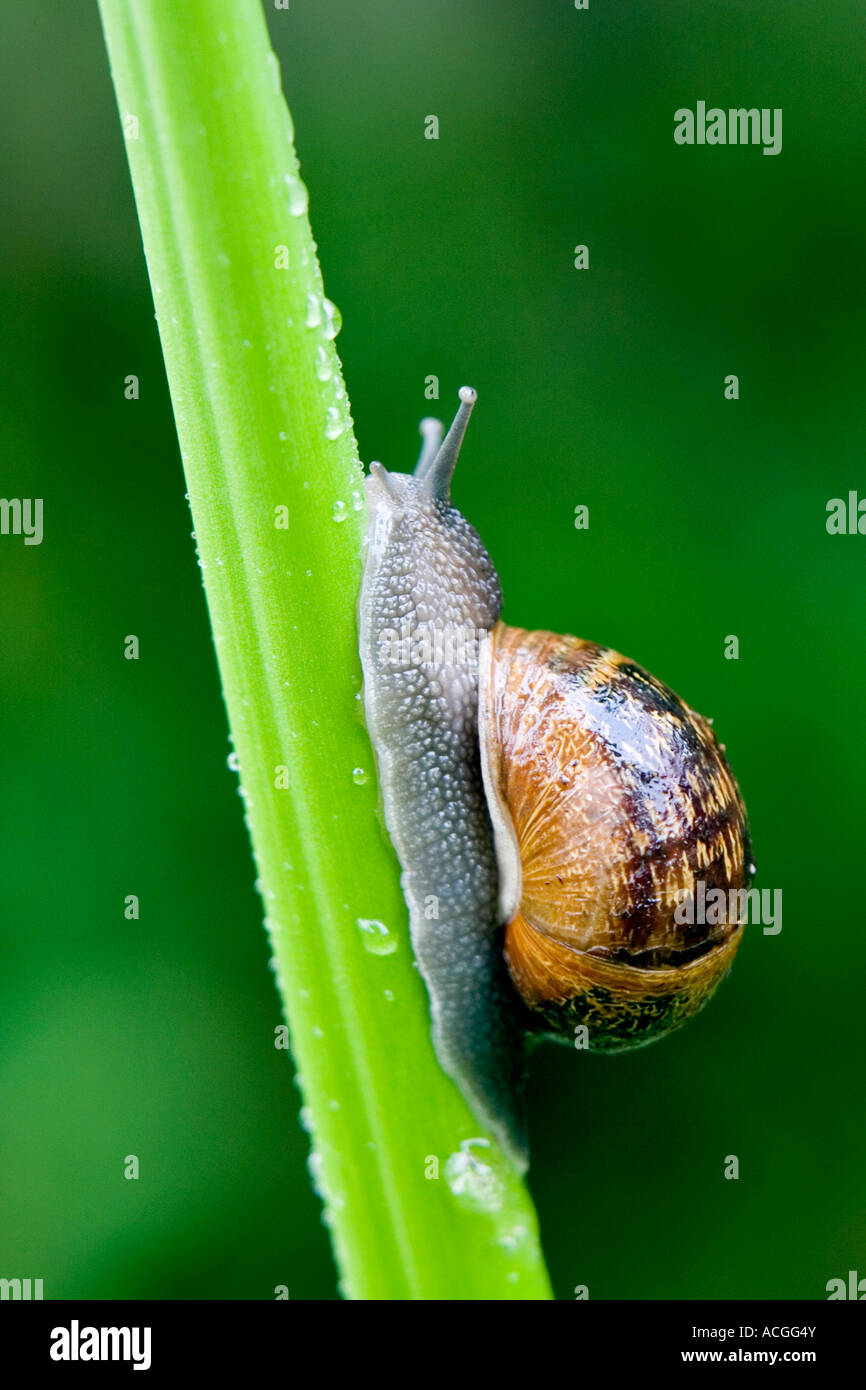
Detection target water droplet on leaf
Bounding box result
[322,298,342,340]
[285,173,309,216]
[444,1139,506,1213]
[356,918,397,956]
[324,407,344,440]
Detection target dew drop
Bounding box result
[497,1223,528,1251]
[351,767,367,785]
[356,918,397,956]
[315,346,332,382]
[299,1105,314,1133]
[444,1139,506,1213]
[227,751,240,773]
[285,173,309,216]
[351,489,363,512]
[307,1150,326,1199]
[324,407,344,440]
[332,499,348,523]
[305,293,322,328]
[322,298,342,340]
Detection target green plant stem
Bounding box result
[98,0,552,1299]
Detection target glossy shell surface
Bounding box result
[480,624,752,1049]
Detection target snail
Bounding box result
[358,387,752,1172]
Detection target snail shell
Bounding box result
[359,387,753,1169]
[480,624,752,1050]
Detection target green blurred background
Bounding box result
[1,0,863,1299]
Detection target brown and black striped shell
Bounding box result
[479,624,752,1051]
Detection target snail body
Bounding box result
[359,389,751,1170]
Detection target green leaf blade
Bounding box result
[98,0,552,1300]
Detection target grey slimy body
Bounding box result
[358,390,528,1171]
